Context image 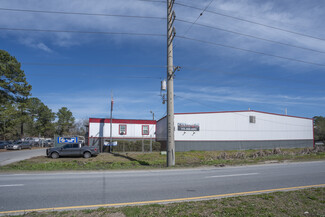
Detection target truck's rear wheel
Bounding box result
[84,152,91,158]
[51,152,59,159]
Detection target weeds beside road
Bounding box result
[0,147,324,171]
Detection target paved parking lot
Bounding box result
[0,149,46,166]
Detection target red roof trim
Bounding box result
[89,137,155,140]
[89,118,156,125]
[174,110,313,120]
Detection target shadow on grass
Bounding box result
[112,153,150,166]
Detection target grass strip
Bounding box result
[0,147,324,171]
[7,187,325,217]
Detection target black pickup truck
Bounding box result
[46,143,99,159]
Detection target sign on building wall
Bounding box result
[104,141,118,146]
[177,123,200,131]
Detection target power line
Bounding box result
[174,75,325,93]
[138,0,165,3]
[22,62,167,68]
[177,35,325,67]
[21,62,323,88]
[174,2,325,42]
[182,0,214,36]
[176,19,325,54]
[1,7,323,56]
[138,0,325,42]
[2,9,323,54]
[178,65,322,87]
[0,27,165,37]
[28,72,162,80]
[7,28,321,67]
[19,62,324,93]
[0,7,165,20]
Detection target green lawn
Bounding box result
[0,147,324,171]
[8,187,325,217]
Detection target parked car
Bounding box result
[0,141,11,149]
[46,143,99,159]
[6,141,32,150]
[43,139,54,147]
[23,137,38,146]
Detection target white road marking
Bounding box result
[206,173,259,178]
[0,184,24,187]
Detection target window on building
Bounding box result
[142,125,149,135]
[119,125,127,135]
[249,116,256,123]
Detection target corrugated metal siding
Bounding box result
[156,116,167,141]
[156,111,313,151]
[174,111,313,141]
[175,140,313,152]
[89,122,156,139]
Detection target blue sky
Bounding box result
[1,0,324,120]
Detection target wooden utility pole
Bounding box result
[167,0,176,166]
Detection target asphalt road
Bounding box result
[0,149,46,166]
[0,161,324,214]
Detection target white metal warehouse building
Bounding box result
[156,110,314,151]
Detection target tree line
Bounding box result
[314,116,325,143]
[1,49,325,142]
[0,49,85,140]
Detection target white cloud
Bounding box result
[2,0,324,118]
[17,37,53,53]
[176,84,325,108]
[0,0,166,49]
[36,42,53,53]
[1,0,324,66]
[175,0,325,67]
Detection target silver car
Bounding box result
[6,141,32,150]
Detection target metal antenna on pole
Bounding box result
[150,110,155,120]
[110,91,113,152]
[167,0,176,167]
